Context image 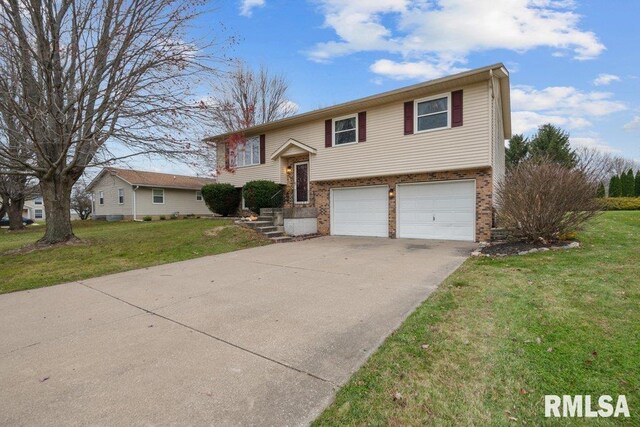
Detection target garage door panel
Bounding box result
[397,181,475,241]
[331,187,388,237]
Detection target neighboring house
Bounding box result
[23,196,45,221]
[206,63,511,242]
[87,168,216,220]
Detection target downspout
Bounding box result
[133,185,139,221]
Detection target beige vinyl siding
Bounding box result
[217,81,491,185]
[491,76,506,197]
[134,187,211,216]
[91,175,134,217]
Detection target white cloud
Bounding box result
[624,115,640,130]
[309,0,605,79]
[511,85,626,134]
[570,136,620,153]
[593,73,621,86]
[240,0,265,17]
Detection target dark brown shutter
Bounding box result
[325,119,332,147]
[403,101,414,135]
[451,90,463,127]
[259,134,266,164]
[224,143,230,169]
[358,111,367,142]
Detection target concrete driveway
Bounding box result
[0,236,474,426]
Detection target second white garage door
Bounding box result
[397,180,476,241]
[331,186,388,237]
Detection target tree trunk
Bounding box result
[0,194,7,220]
[39,175,76,244]
[7,197,25,230]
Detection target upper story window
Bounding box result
[333,115,358,146]
[152,188,165,204]
[118,188,124,204]
[415,94,450,132]
[196,190,202,201]
[34,197,43,205]
[235,137,260,167]
[99,191,104,205]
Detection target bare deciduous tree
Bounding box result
[70,181,92,220]
[210,62,297,133]
[0,0,217,244]
[496,159,601,243]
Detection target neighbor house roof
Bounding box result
[204,63,511,142]
[87,167,216,191]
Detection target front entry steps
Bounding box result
[235,214,292,243]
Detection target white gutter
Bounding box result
[132,185,140,221]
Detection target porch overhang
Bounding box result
[270,138,317,160]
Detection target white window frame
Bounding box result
[332,114,358,147]
[34,209,43,219]
[99,191,104,205]
[34,197,43,205]
[196,190,202,201]
[234,136,261,168]
[414,93,451,133]
[152,188,165,205]
[118,188,125,204]
[293,161,310,204]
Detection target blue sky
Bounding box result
[131,0,640,174]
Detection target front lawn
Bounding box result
[0,219,268,294]
[315,211,639,425]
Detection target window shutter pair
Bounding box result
[325,112,367,147]
[225,134,266,166]
[403,90,463,135]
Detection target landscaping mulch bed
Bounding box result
[476,240,579,257]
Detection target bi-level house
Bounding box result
[206,63,511,242]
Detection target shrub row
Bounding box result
[599,197,640,211]
[201,180,284,216]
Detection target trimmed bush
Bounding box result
[600,197,640,211]
[201,183,241,217]
[142,216,152,221]
[159,215,166,220]
[242,180,284,213]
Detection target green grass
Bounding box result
[315,211,639,426]
[0,219,268,294]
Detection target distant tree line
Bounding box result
[606,169,640,198]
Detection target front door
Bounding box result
[294,162,309,204]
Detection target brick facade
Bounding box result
[289,168,492,241]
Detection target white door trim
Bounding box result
[396,179,476,241]
[330,185,389,237]
[293,161,310,204]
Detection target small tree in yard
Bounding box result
[496,159,600,243]
[622,169,635,197]
[201,184,241,217]
[529,124,577,168]
[242,180,284,214]
[70,185,93,220]
[596,182,606,198]
[505,134,529,169]
[609,175,622,197]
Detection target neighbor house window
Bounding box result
[235,137,260,167]
[34,209,43,219]
[415,94,450,132]
[152,188,165,204]
[118,188,124,204]
[333,115,357,145]
[99,191,104,205]
[196,190,202,201]
[34,197,43,205]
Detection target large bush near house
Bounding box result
[201,183,241,217]
[496,159,601,242]
[242,180,284,213]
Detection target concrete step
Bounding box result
[264,230,284,238]
[245,221,272,228]
[256,226,277,233]
[270,236,292,243]
[257,216,274,222]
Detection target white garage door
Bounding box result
[331,186,388,237]
[397,181,476,241]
